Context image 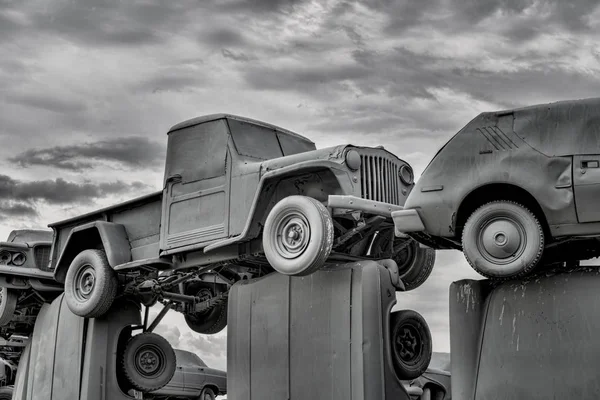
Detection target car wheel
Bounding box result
[0,386,12,399]
[462,200,544,279]
[263,195,334,276]
[390,309,432,380]
[0,287,17,326]
[122,332,176,393]
[201,387,216,400]
[372,231,436,291]
[64,249,118,318]
[184,283,228,335]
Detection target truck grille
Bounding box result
[359,153,404,205]
[34,245,51,271]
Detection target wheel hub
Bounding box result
[138,350,159,373]
[480,219,522,259]
[275,213,311,259]
[74,265,96,301]
[395,325,420,363]
[134,345,165,377]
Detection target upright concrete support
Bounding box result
[227,261,412,400]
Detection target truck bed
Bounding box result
[49,191,163,263]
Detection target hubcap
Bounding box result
[74,264,96,302]
[274,212,311,259]
[134,345,165,377]
[478,217,526,262]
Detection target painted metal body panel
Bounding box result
[150,349,227,397]
[48,114,413,275]
[399,98,600,250]
[450,267,600,400]
[404,106,579,240]
[227,260,411,400]
[12,294,141,400]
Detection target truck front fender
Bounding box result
[198,162,351,255]
[53,221,131,283]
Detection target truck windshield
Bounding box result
[475,271,600,399]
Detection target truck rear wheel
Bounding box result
[263,195,333,276]
[122,332,176,393]
[462,200,544,279]
[390,309,432,380]
[372,231,436,291]
[64,249,118,318]
[184,283,228,335]
[0,287,17,326]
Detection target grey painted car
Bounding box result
[0,231,62,338]
[393,97,600,279]
[145,349,226,400]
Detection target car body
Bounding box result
[146,349,226,399]
[392,97,600,278]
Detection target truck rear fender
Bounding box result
[53,221,131,283]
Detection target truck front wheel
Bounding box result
[64,249,118,318]
[390,309,432,380]
[263,195,334,276]
[122,332,176,393]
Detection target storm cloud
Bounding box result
[0,175,148,205]
[10,137,165,171]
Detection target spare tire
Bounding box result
[122,332,176,393]
[390,309,432,380]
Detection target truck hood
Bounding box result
[259,144,405,173]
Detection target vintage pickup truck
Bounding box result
[14,114,435,334]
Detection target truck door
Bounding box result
[161,119,232,251]
[573,155,600,222]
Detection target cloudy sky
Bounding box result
[2,0,600,377]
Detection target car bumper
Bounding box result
[391,209,426,236]
[327,195,403,217]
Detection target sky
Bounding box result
[3,0,600,381]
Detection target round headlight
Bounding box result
[0,252,10,265]
[345,150,361,171]
[11,252,25,266]
[399,165,414,185]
